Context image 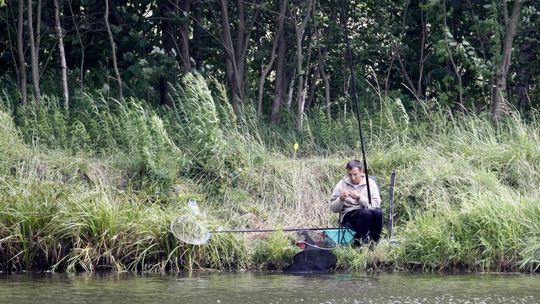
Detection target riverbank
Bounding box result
[1,80,539,273]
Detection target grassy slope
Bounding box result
[1,75,539,273]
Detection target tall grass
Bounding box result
[385,107,540,272]
[0,176,247,272]
[1,75,539,273]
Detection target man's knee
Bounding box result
[355,208,373,222]
[371,208,382,220]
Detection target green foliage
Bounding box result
[170,73,229,176]
[124,51,178,102]
[334,244,397,272]
[0,178,65,270]
[1,0,540,122]
[0,173,249,272]
[519,200,540,272]
[397,194,539,272]
[11,95,188,192]
[334,246,370,272]
[167,73,250,186]
[252,231,299,270]
[1,69,540,273]
[0,105,27,162]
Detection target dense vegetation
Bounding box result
[0,1,539,273]
[1,74,539,273]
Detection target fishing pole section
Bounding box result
[170,199,345,251]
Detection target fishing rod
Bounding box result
[211,227,347,234]
[339,0,372,205]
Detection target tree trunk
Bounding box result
[442,1,463,109]
[178,0,192,72]
[27,0,41,104]
[68,0,86,90]
[305,65,319,111]
[293,0,314,131]
[395,0,421,101]
[219,0,241,113]
[416,7,427,100]
[36,0,41,64]
[257,0,287,119]
[517,41,531,115]
[104,0,123,100]
[316,30,331,119]
[190,4,204,69]
[271,29,287,125]
[235,0,246,95]
[17,0,27,105]
[218,0,261,114]
[159,0,176,106]
[286,68,295,109]
[54,0,69,110]
[236,0,262,99]
[491,0,522,118]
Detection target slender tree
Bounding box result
[53,0,69,110]
[177,0,192,73]
[257,0,286,119]
[218,0,262,114]
[104,0,123,100]
[219,0,241,112]
[35,0,41,63]
[313,7,331,119]
[16,0,27,105]
[27,0,41,103]
[292,0,314,131]
[271,22,288,125]
[442,0,464,109]
[491,0,522,118]
[516,39,532,114]
[68,0,86,90]
[158,0,175,106]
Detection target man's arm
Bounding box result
[367,178,382,209]
[329,181,344,213]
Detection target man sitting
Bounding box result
[330,159,382,246]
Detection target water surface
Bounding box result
[0,272,538,304]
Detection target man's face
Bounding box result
[347,167,365,185]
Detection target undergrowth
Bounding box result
[1,73,539,273]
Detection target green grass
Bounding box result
[1,75,539,273]
[251,231,299,270]
[334,242,398,272]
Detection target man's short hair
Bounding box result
[346,159,364,171]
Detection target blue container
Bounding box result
[323,228,354,245]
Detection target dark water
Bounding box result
[0,272,538,304]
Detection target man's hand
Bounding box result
[349,191,368,207]
[339,191,350,201]
[348,191,360,199]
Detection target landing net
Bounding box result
[170,214,211,245]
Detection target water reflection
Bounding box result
[0,272,538,304]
